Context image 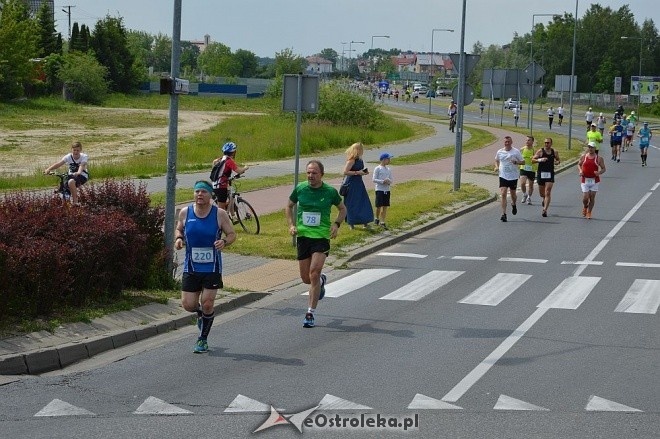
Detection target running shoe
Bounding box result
[586,212,592,219]
[303,312,315,328]
[193,339,208,353]
[512,204,517,215]
[527,197,532,205]
[582,207,588,217]
[521,193,528,204]
[500,214,507,222]
[542,210,548,217]
[319,273,327,300]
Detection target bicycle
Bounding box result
[449,114,457,133]
[48,172,73,202]
[224,175,260,235]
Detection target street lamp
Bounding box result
[349,40,365,77]
[567,0,578,150]
[370,35,390,77]
[528,13,559,134]
[429,28,454,114]
[621,35,643,119]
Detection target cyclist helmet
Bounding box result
[222,142,237,154]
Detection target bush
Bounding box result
[315,82,384,129]
[0,180,173,320]
[57,51,109,104]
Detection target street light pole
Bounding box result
[567,0,578,151]
[621,35,643,119]
[429,28,454,115]
[349,40,365,77]
[340,42,347,72]
[528,13,558,134]
[370,35,389,77]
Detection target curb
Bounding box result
[0,291,268,376]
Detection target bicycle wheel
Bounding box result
[234,197,260,234]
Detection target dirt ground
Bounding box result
[0,108,254,176]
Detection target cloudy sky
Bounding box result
[55,1,659,58]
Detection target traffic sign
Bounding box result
[449,54,480,78]
[524,62,545,83]
[452,84,475,105]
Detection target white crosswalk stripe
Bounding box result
[614,279,660,314]
[537,276,600,309]
[321,269,399,298]
[379,270,463,301]
[459,273,532,306]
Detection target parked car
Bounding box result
[436,88,452,97]
[504,98,523,110]
[417,86,429,95]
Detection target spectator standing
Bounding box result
[495,136,524,222]
[342,142,374,229]
[372,153,394,229]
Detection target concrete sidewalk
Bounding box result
[0,116,526,377]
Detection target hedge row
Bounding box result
[0,180,174,320]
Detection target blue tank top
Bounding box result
[183,204,222,273]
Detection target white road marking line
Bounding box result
[616,262,660,268]
[134,396,192,415]
[379,270,464,301]
[452,256,488,261]
[498,257,548,264]
[378,252,427,258]
[537,276,600,309]
[35,399,95,417]
[408,393,462,410]
[614,279,660,314]
[224,394,270,413]
[442,307,547,403]
[493,394,549,411]
[317,394,372,410]
[459,273,532,306]
[302,269,398,298]
[585,395,642,412]
[561,261,603,265]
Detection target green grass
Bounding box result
[225,180,491,260]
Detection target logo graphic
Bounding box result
[253,405,319,433]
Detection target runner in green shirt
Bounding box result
[286,160,346,328]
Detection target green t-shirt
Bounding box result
[289,181,341,239]
[520,147,537,172]
[586,130,603,149]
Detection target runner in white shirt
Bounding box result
[495,136,524,222]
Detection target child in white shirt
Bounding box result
[372,153,394,229]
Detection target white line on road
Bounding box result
[305,269,398,298]
[536,276,601,310]
[561,261,603,265]
[498,257,548,264]
[441,189,654,403]
[452,256,488,261]
[614,279,660,314]
[459,273,532,306]
[378,252,427,258]
[616,262,660,268]
[380,270,463,301]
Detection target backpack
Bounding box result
[210,158,226,182]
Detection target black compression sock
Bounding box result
[200,311,215,339]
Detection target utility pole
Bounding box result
[61,5,75,40]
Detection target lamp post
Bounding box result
[370,35,389,78]
[621,35,643,119]
[340,42,347,72]
[528,13,558,134]
[567,0,578,150]
[429,28,454,114]
[349,40,365,77]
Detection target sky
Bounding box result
[55,1,659,58]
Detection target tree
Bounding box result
[57,51,108,104]
[126,30,153,75]
[150,33,171,72]
[69,22,80,50]
[0,0,39,99]
[319,48,338,68]
[35,0,59,57]
[234,48,257,77]
[180,41,200,77]
[198,42,241,77]
[89,15,138,93]
[273,47,306,76]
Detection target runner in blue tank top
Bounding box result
[175,181,236,353]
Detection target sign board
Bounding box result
[452,84,474,105]
[613,76,622,93]
[524,62,545,83]
[554,75,577,92]
[449,53,480,77]
[159,77,190,95]
[481,69,523,99]
[282,75,319,113]
[631,76,660,97]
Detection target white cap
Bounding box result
[599,112,603,116]
[587,141,596,147]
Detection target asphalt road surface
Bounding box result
[1,144,658,438]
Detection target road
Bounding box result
[1,118,658,438]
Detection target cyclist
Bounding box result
[448,100,457,132]
[212,142,249,211]
[43,141,89,205]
